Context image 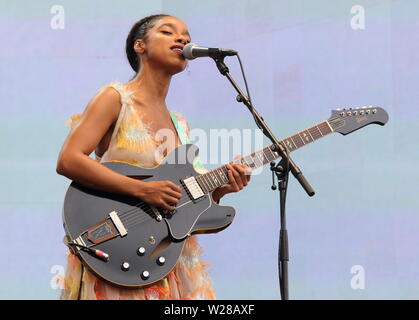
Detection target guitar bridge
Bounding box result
[87,211,127,244]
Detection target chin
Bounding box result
[168,63,187,75]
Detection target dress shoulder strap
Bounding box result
[169,111,205,171]
[102,81,133,107]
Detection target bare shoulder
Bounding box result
[85,85,122,119]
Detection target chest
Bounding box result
[137,107,181,148]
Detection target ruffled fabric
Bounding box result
[60,81,215,300]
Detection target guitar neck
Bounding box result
[195,120,334,193]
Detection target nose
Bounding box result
[175,34,188,45]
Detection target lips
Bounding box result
[170,45,184,55]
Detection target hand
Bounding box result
[212,163,251,202]
[134,180,182,211]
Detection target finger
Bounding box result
[238,164,252,182]
[227,167,239,191]
[159,200,174,211]
[163,194,180,205]
[233,154,242,162]
[166,181,182,193]
[229,165,243,190]
[233,165,249,186]
[165,188,182,200]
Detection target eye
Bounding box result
[161,30,172,35]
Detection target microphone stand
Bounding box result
[212,56,315,300]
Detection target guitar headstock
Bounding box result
[328,106,389,135]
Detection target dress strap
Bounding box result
[169,111,190,145]
[169,111,205,171]
[103,81,133,107]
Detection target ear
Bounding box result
[134,39,145,54]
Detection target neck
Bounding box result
[129,63,172,106]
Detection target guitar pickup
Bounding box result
[182,176,205,200]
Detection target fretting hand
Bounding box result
[212,163,252,202]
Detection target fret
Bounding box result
[245,155,256,168]
[297,132,307,145]
[318,121,332,136]
[256,151,264,166]
[325,120,334,132]
[305,129,314,141]
[312,125,323,138]
[246,153,255,168]
[242,156,251,167]
[210,171,220,186]
[261,148,270,164]
[204,174,213,192]
[217,167,228,185]
[216,169,225,185]
[220,166,229,183]
[282,138,296,151]
[300,130,313,144]
[308,126,321,139]
[205,172,216,190]
[291,134,304,148]
[269,146,279,161]
[252,152,263,167]
[196,175,208,193]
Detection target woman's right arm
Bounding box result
[56,87,181,211]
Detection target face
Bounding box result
[134,16,192,75]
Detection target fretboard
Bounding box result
[195,120,333,193]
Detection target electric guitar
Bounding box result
[62,106,388,288]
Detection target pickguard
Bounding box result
[164,194,212,239]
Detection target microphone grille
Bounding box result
[182,43,197,60]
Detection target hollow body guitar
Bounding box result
[62,106,388,288]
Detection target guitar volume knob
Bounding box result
[137,247,146,256]
[141,270,150,280]
[157,256,166,266]
[121,262,130,271]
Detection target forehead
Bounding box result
[154,16,190,34]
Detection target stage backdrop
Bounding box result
[0,0,418,299]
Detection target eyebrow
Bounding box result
[158,23,191,38]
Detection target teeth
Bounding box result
[172,48,182,51]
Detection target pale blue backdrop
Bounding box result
[0,0,418,299]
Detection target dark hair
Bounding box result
[125,14,171,73]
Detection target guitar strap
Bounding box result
[169,111,205,171]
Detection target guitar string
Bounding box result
[118,190,191,223]
[117,153,277,225]
[116,164,234,223]
[115,136,311,224]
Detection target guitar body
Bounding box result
[62,144,235,288]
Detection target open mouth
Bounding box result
[170,45,184,56]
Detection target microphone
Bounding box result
[182,43,237,60]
